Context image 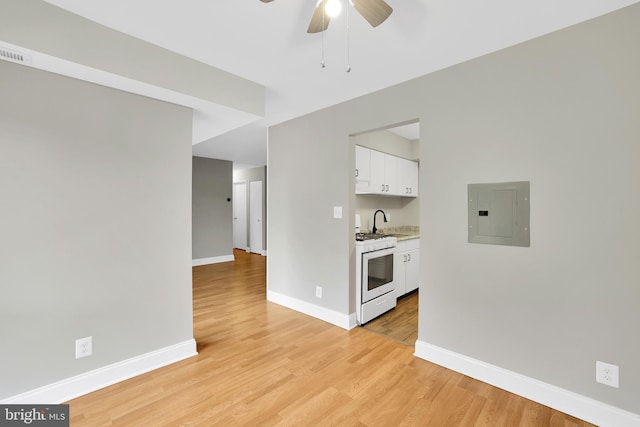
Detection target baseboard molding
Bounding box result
[348,312,358,329]
[192,254,234,266]
[1,339,198,404]
[414,340,640,427]
[267,290,354,330]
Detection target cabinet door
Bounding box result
[407,160,418,196]
[394,252,407,298]
[397,158,419,197]
[355,146,371,193]
[384,155,397,195]
[405,249,420,293]
[369,149,387,194]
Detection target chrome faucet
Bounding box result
[372,209,387,235]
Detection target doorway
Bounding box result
[353,121,420,346]
[233,183,248,251]
[249,180,263,255]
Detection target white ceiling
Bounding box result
[41,0,639,168]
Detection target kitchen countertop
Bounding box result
[393,233,420,241]
[361,225,419,241]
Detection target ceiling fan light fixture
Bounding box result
[325,0,342,18]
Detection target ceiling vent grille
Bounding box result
[0,46,31,64]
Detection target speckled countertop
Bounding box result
[358,225,419,241]
[381,226,420,241]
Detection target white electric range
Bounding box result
[355,235,397,325]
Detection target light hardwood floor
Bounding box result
[67,250,593,426]
[362,291,418,346]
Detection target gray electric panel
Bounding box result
[468,181,530,247]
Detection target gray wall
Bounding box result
[0,61,193,398]
[268,4,640,413]
[269,111,351,312]
[192,157,233,260]
[233,166,267,252]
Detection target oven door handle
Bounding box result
[362,247,396,259]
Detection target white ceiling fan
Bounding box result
[259,0,393,33]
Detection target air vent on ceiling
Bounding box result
[0,46,31,64]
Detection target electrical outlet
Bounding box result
[75,336,93,359]
[315,286,322,299]
[596,361,619,388]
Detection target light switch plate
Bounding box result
[333,206,342,219]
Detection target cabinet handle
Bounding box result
[406,187,409,194]
[403,254,407,262]
[407,253,411,262]
[355,168,359,177]
[381,184,385,191]
[385,185,389,192]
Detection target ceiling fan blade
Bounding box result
[307,0,331,33]
[352,0,393,27]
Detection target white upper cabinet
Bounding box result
[355,145,371,193]
[370,150,397,195]
[397,158,418,197]
[356,146,418,197]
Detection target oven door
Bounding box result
[361,246,395,303]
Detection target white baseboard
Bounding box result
[267,290,354,330]
[192,254,234,266]
[348,312,358,329]
[1,339,197,404]
[414,340,640,427]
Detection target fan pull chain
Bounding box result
[346,0,351,72]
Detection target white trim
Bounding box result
[414,341,640,427]
[348,312,358,329]
[192,254,234,266]
[267,290,354,330]
[260,250,267,256]
[1,339,197,404]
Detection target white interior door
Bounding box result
[249,180,263,255]
[233,183,247,250]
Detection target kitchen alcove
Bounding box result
[351,121,421,346]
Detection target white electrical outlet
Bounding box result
[75,336,93,359]
[315,286,322,299]
[596,361,619,388]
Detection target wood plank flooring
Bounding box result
[362,291,418,346]
[67,250,594,426]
